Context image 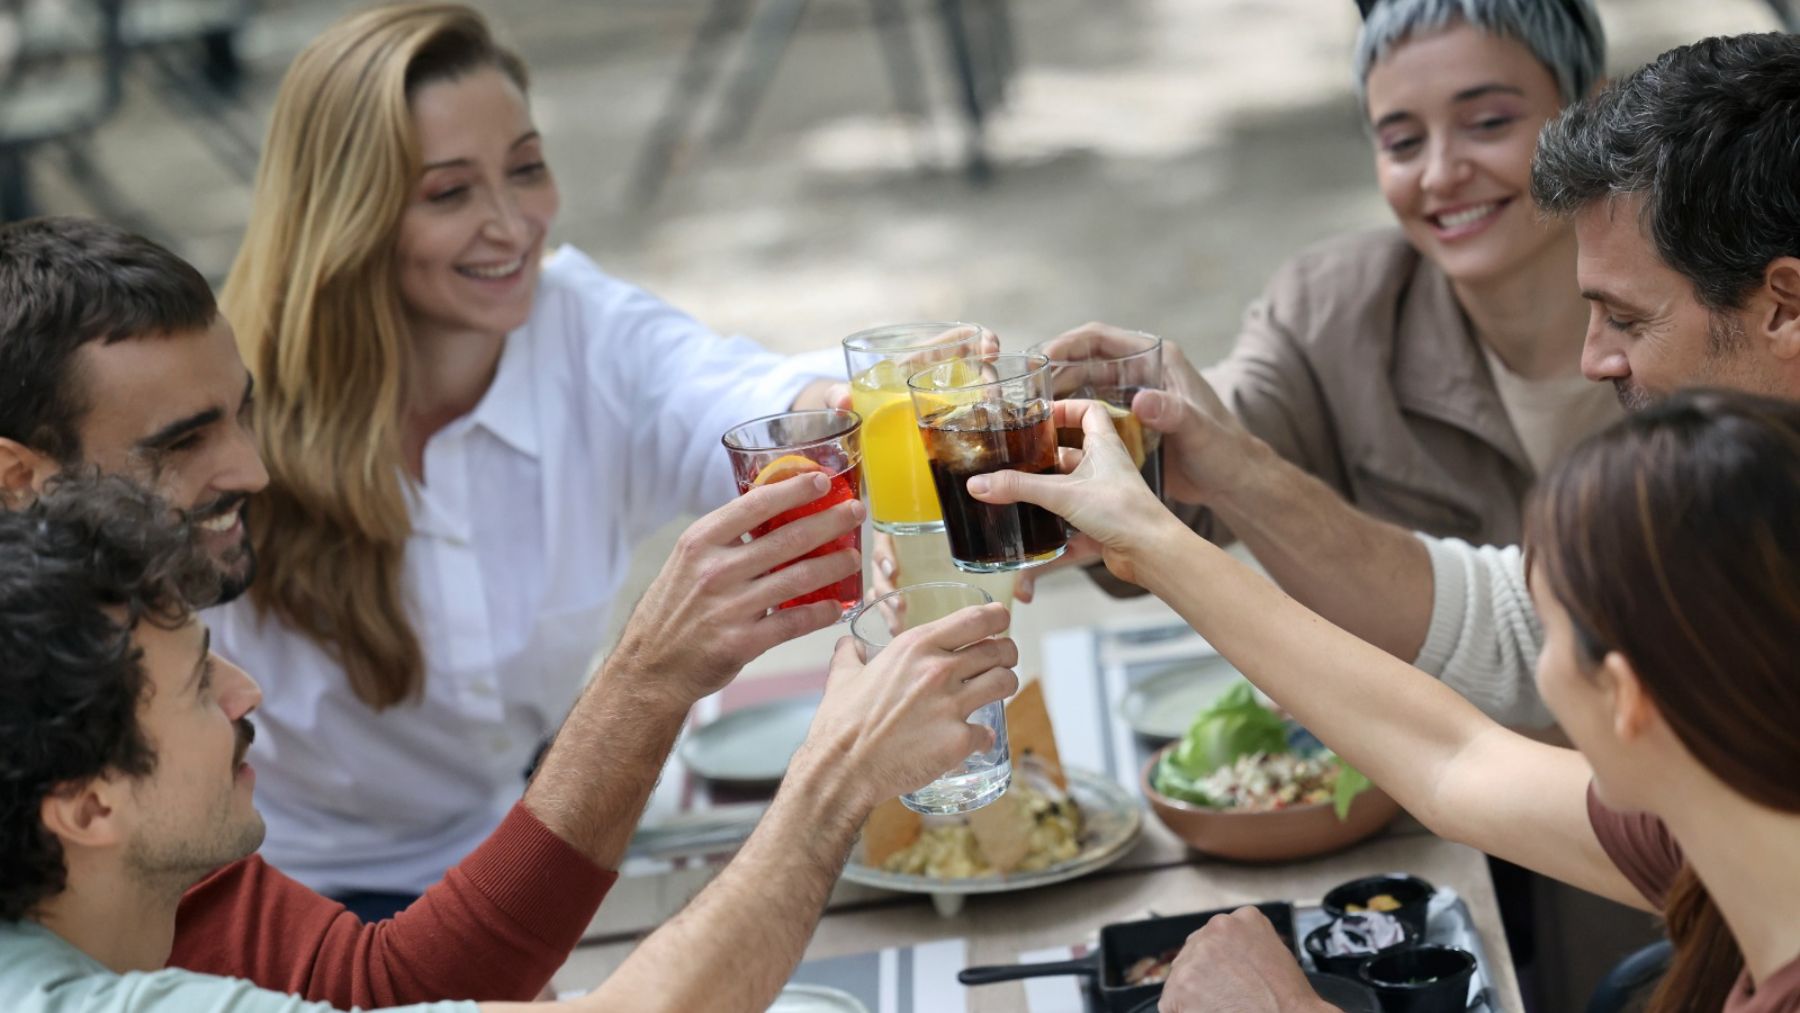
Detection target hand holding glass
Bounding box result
[909,354,1069,573]
[850,581,1011,814]
[721,409,864,617]
[1031,329,1165,500]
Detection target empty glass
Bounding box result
[850,581,1010,814]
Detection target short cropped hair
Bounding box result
[1531,32,1800,312]
[0,217,217,463]
[0,473,218,921]
[1353,0,1606,108]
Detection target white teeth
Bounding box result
[1435,203,1499,230]
[199,511,238,533]
[457,257,525,279]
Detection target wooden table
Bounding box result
[554,829,1522,1011]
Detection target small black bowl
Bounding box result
[1322,873,1435,937]
[1359,945,1477,1013]
[1304,912,1416,978]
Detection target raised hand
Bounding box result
[1044,321,1260,507]
[967,398,1175,585]
[792,603,1019,808]
[612,473,863,705]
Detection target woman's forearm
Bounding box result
[1129,518,1494,833]
[1209,443,1436,664]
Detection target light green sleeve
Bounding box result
[21,964,481,1013]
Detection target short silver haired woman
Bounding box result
[1065,0,1619,570]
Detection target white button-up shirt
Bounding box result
[208,247,836,894]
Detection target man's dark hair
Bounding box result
[0,217,217,464]
[0,473,219,921]
[1531,32,1800,312]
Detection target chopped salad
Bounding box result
[1152,681,1371,820]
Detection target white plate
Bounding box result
[840,767,1141,915]
[768,983,869,1013]
[1117,654,1244,740]
[681,697,819,783]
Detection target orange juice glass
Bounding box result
[842,323,991,534]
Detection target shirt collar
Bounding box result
[468,327,540,459]
[1390,257,1532,475]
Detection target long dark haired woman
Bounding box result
[973,387,1800,1011]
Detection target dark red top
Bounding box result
[169,803,615,1005]
[1588,785,1800,1012]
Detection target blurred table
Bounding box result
[555,833,1520,1011]
[559,614,1522,1010]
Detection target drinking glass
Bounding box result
[850,581,1010,814]
[842,323,991,535]
[721,409,863,617]
[1031,330,1164,500]
[907,354,1068,573]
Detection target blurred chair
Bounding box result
[629,0,1015,206]
[1770,0,1798,32]
[0,0,126,222]
[121,0,262,183]
[1584,939,1674,1013]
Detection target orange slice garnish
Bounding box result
[751,454,829,487]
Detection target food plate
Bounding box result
[767,983,869,1013]
[841,767,1142,916]
[681,697,819,784]
[1117,654,1244,740]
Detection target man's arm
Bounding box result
[481,606,1021,1013]
[173,476,867,1006]
[172,807,610,1004]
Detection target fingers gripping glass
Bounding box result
[907,354,1070,574]
[850,581,1011,815]
[721,409,864,618]
[1031,330,1165,502]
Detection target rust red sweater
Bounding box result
[168,803,616,1005]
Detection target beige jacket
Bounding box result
[1096,228,1598,595]
[1209,227,1546,542]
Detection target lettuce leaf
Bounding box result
[1332,762,1372,821]
[1164,681,1288,779]
[1152,751,1218,806]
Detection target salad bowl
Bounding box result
[1135,682,1400,861]
[1140,743,1400,861]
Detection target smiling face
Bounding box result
[1572,197,1784,410]
[120,617,265,887]
[71,319,267,600]
[394,66,558,343]
[1364,23,1569,286]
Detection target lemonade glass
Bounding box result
[842,323,991,535]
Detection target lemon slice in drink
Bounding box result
[1104,403,1149,469]
[752,454,828,487]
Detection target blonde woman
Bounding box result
[211,4,840,913]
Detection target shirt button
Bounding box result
[472,679,495,697]
[490,735,512,754]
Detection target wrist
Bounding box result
[774,748,872,854]
[1208,433,1283,527]
[1123,514,1206,598]
[596,648,701,717]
